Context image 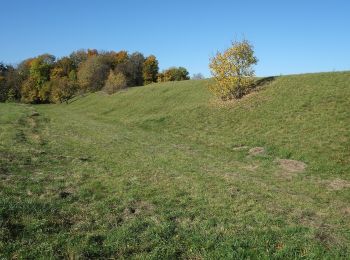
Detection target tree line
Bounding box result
[0,49,190,103]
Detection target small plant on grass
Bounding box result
[103,70,127,94]
[209,39,258,100]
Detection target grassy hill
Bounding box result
[1,71,350,258]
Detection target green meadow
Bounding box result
[1,71,350,258]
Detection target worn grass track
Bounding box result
[1,71,350,258]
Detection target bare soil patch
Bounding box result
[342,208,350,216]
[277,159,307,173]
[328,179,350,191]
[248,147,265,156]
[232,145,249,151]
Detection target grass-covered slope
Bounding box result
[1,72,350,258]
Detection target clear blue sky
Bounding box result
[1,0,349,77]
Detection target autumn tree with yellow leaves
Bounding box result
[142,55,159,85]
[0,48,190,104]
[209,40,258,100]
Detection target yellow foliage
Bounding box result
[114,51,128,64]
[209,40,257,100]
[103,70,127,94]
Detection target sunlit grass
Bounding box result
[1,71,350,258]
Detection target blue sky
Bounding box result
[1,0,349,77]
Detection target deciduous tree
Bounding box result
[128,52,145,86]
[0,63,8,102]
[158,67,190,82]
[103,70,127,94]
[50,76,77,103]
[77,56,109,92]
[69,50,88,68]
[209,40,258,100]
[20,54,55,103]
[29,54,55,87]
[21,77,39,103]
[143,55,159,85]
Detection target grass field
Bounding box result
[1,71,350,258]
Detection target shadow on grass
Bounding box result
[254,76,276,88]
[244,76,277,97]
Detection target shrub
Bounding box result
[103,71,127,94]
[157,67,190,82]
[50,77,77,103]
[209,40,258,100]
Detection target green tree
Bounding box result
[209,40,258,100]
[29,54,55,86]
[176,67,190,81]
[69,49,88,68]
[142,55,159,85]
[159,67,190,82]
[23,54,55,103]
[19,54,55,103]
